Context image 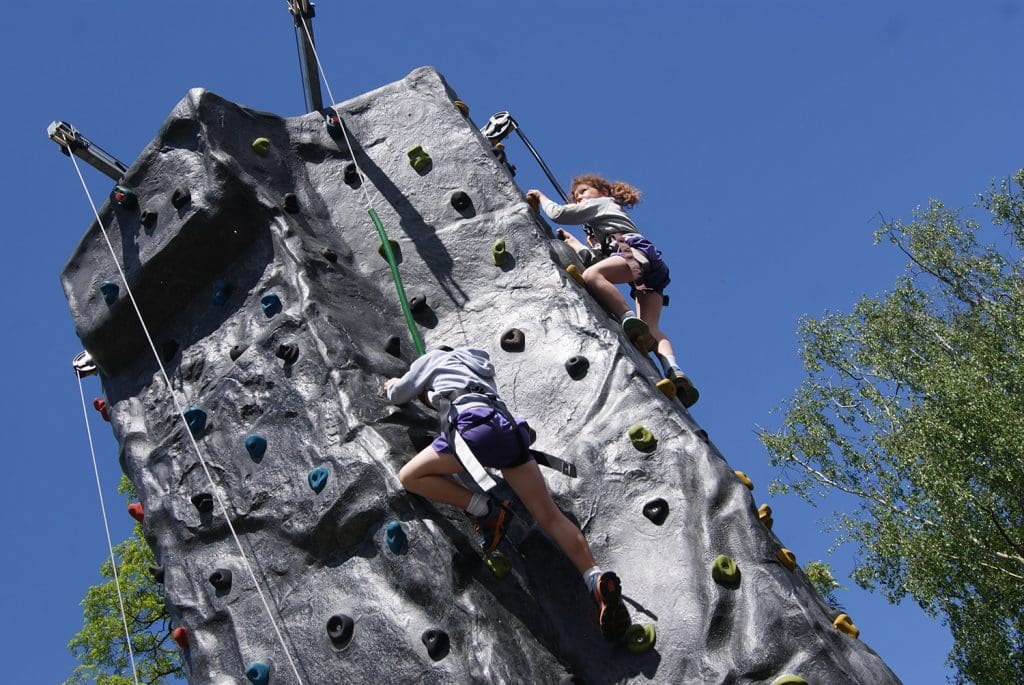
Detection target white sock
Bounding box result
[465,493,489,517]
[658,353,679,374]
[621,310,637,322]
[583,565,603,592]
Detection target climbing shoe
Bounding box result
[472,499,511,554]
[622,317,656,354]
[593,571,631,641]
[668,369,700,408]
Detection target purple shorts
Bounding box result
[432,406,534,469]
[612,235,671,299]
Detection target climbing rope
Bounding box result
[74,367,140,685]
[294,13,425,356]
[65,153,308,685]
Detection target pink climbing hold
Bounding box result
[172,626,189,650]
[128,502,144,523]
[92,397,110,422]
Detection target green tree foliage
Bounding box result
[761,170,1024,684]
[803,560,845,608]
[66,476,182,685]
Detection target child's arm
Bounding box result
[526,189,603,225]
[384,350,445,404]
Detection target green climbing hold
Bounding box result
[406,144,432,171]
[711,554,741,587]
[771,676,808,685]
[492,238,508,266]
[251,137,271,156]
[624,623,656,653]
[487,555,512,580]
[627,424,657,452]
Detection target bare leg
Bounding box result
[636,291,676,361]
[398,447,472,510]
[500,460,596,574]
[582,257,634,319]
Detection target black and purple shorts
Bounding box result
[612,234,671,299]
[431,406,534,469]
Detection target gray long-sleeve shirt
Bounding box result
[385,347,497,411]
[539,196,640,243]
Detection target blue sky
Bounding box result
[1,2,1020,683]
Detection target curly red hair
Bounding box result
[570,174,642,208]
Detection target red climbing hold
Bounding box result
[172,626,189,650]
[92,397,110,422]
[128,502,144,523]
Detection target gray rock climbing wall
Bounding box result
[61,67,901,684]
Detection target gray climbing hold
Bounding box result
[229,344,247,361]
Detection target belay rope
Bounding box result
[64,153,308,685]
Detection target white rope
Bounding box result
[66,154,307,685]
[75,372,140,685]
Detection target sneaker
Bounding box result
[472,499,511,554]
[622,317,656,353]
[593,571,631,641]
[667,369,700,408]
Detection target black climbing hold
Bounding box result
[559,676,585,685]
[327,613,354,647]
[140,210,157,228]
[643,498,669,525]
[409,294,427,313]
[212,279,231,306]
[183,407,207,436]
[160,340,179,362]
[343,163,360,185]
[421,628,450,661]
[377,239,403,264]
[191,492,214,513]
[229,344,247,362]
[565,355,590,380]
[500,328,525,352]
[451,191,471,211]
[324,110,344,137]
[171,186,191,208]
[283,193,300,213]
[99,280,119,305]
[149,564,164,583]
[384,336,401,357]
[260,293,282,317]
[110,185,137,209]
[276,343,299,365]
[245,434,267,461]
[695,429,709,442]
[209,568,232,591]
[323,248,338,263]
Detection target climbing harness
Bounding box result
[74,360,140,685]
[63,153,308,685]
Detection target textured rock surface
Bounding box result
[61,67,901,684]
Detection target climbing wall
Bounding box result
[61,67,901,684]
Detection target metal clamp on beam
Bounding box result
[47,120,128,182]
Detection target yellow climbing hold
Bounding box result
[492,238,508,266]
[771,676,808,685]
[734,470,753,490]
[566,264,585,285]
[833,612,860,639]
[487,555,511,580]
[776,547,796,571]
[453,100,469,116]
[624,623,656,653]
[656,378,677,399]
[251,137,271,156]
[758,503,774,529]
[627,424,657,452]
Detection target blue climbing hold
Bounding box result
[212,279,231,305]
[245,434,267,461]
[245,662,270,685]
[260,294,282,318]
[385,520,407,554]
[308,466,329,493]
[99,280,119,305]
[183,407,207,436]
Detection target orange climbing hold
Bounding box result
[128,502,144,523]
[758,503,774,529]
[776,547,796,571]
[172,626,189,650]
[734,471,753,490]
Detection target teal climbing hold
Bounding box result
[385,520,407,553]
[260,294,282,317]
[212,279,230,305]
[245,434,267,461]
[183,407,207,436]
[406,144,432,172]
[99,280,119,305]
[110,185,137,209]
[308,466,329,493]
[245,662,270,685]
[492,238,508,266]
[251,137,271,156]
[627,424,657,452]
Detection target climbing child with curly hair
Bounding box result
[527,175,699,407]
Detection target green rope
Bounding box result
[368,208,425,356]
